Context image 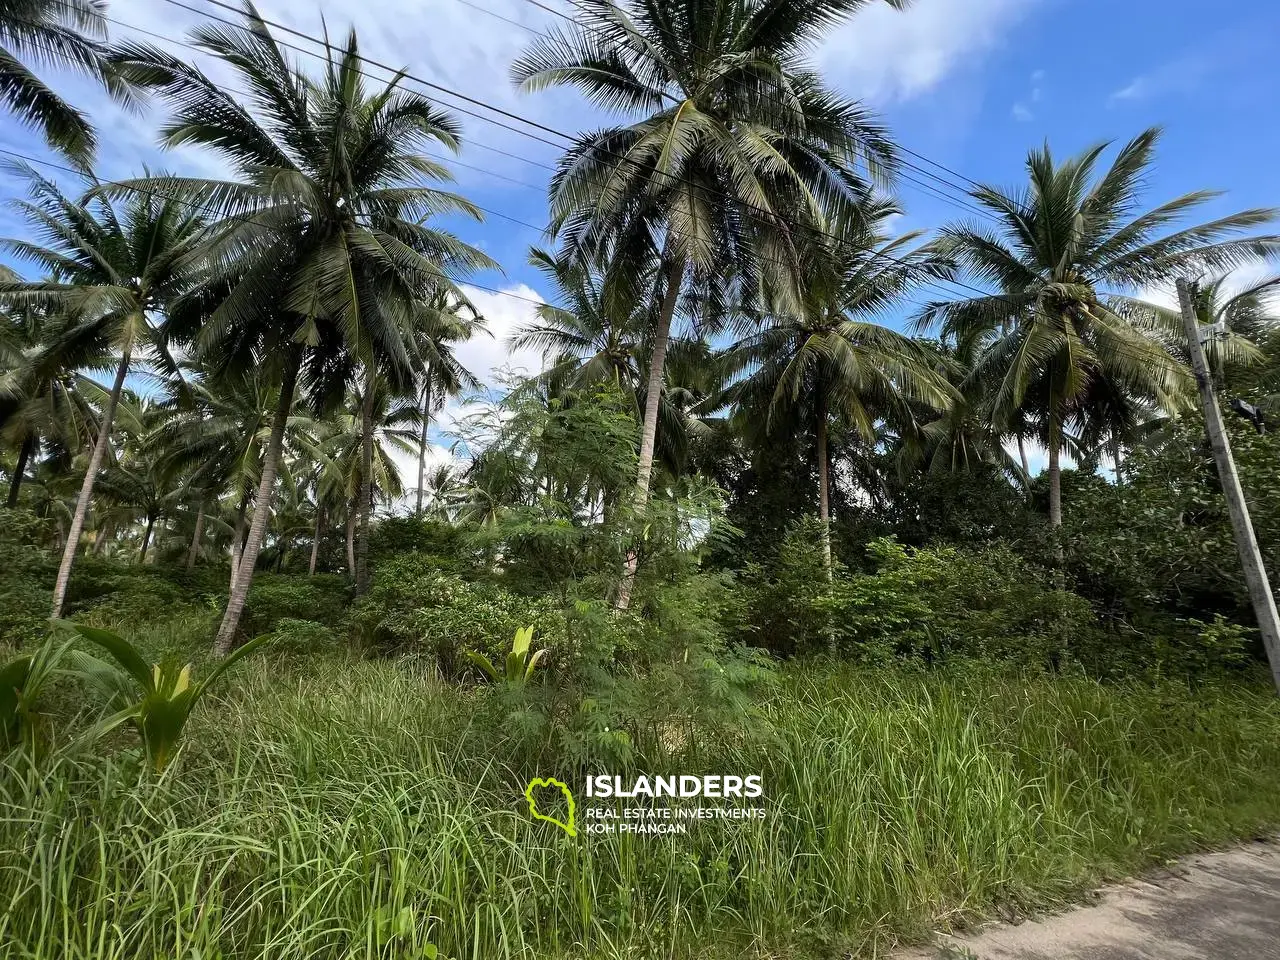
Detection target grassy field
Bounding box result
[2,616,1280,959]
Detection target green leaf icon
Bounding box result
[525,776,577,837]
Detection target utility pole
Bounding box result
[1177,278,1280,694]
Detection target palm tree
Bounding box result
[724,214,954,571]
[316,375,421,580]
[900,344,1026,483]
[922,128,1280,528]
[514,246,648,394]
[0,164,207,617]
[0,280,101,507]
[110,6,494,652]
[89,389,181,563]
[419,462,465,521]
[1130,272,1277,383]
[512,0,903,606]
[0,0,138,163]
[410,292,483,518]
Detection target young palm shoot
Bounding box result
[466,625,547,686]
[57,621,273,772]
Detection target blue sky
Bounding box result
[2,0,1278,475]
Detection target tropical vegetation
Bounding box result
[2,0,1280,958]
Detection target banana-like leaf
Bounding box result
[524,648,547,681]
[511,625,534,658]
[56,621,154,690]
[505,650,526,683]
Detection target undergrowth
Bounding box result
[1,654,1278,959]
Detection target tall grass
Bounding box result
[2,655,1279,959]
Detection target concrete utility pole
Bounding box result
[1177,278,1280,695]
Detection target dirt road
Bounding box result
[901,840,1280,959]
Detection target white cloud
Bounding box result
[13,0,584,186]
[818,0,1043,103]
[1109,54,1211,105]
[1009,69,1043,122]
[456,282,547,385]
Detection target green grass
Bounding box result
[2,639,1279,959]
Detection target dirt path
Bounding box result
[901,840,1280,959]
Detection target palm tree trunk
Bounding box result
[1017,434,1030,480]
[230,491,249,591]
[616,252,684,611]
[416,376,431,517]
[139,514,155,564]
[7,435,34,508]
[92,522,110,556]
[186,501,205,571]
[1112,437,1124,487]
[214,352,300,656]
[355,366,376,596]
[1047,419,1062,529]
[816,388,833,579]
[345,504,356,580]
[309,507,324,576]
[51,347,131,619]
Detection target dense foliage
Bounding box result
[1,0,1280,957]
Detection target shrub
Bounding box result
[369,517,469,569]
[729,518,838,656]
[735,528,1100,667]
[348,555,565,675]
[243,574,350,635]
[265,619,342,658]
[0,575,51,649]
[69,575,192,627]
[825,538,1096,666]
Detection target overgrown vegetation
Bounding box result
[2,652,1279,960]
[1,0,1280,956]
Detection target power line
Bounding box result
[0,146,553,311]
[14,0,988,309]
[36,0,1000,297]
[174,0,1003,251]
[9,0,1207,361]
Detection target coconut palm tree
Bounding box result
[512,0,903,605]
[0,163,207,617]
[0,0,139,163]
[514,246,649,393]
[515,244,710,477]
[0,281,102,507]
[419,462,465,521]
[316,376,421,575]
[89,389,181,563]
[1125,272,1278,383]
[110,6,495,651]
[723,214,954,572]
[899,345,1026,483]
[410,292,483,518]
[921,128,1280,528]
